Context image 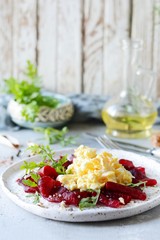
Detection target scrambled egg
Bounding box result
[57,145,133,191]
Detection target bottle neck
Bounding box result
[121,39,143,94]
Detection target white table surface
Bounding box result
[1,122,160,240]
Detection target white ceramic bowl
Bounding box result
[7,92,74,129]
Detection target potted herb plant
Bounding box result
[6,61,74,128]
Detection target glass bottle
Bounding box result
[102,39,157,138]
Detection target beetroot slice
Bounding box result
[38,165,58,179]
[105,182,146,200]
[47,187,67,203]
[98,193,121,208]
[130,168,157,186]
[102,190,132,204]
[141,178,157,187]
[17,176,39,193]
[38,176,61,198]
[46,187,95,206]
[62,161,73,169]
[61,190,80,206]
[119,159,135,170]
[101,187,132,204]
[119,159,157,187]
[136,167,146,175]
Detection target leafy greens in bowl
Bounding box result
[5,61,74,128]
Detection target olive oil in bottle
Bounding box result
[102,105,157,138]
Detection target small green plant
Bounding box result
[154,5,160,15]
[5,60,59,122]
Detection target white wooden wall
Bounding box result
[0,0,160,97]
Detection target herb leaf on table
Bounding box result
[34,126,76,146]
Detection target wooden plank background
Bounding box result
[0,0,160,97]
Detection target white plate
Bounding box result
[1,148,160,222]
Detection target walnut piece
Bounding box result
[151,133,160,147]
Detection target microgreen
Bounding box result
[52,155,68,175]
[26,191,40,204]
[27,144,55,162]
[34,126,76,146]
[127,181,147,188]
[30,172,40,183]
[22,179,38,188]
[21,144,68,175]
[20,161,45,174]
[79,189,100,210]
[22,172,40,188]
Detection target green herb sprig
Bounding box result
[22,179,38,188]
[27,144,55,162]
[26,191,40,204]
[21,144,67,174]
[79,189,100,210]
[22,172,40,188]
[34,126,76,146]
[127,181,147,188]
[20,161,45,174]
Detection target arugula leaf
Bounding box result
[20,160,45,174]
[27,144,55,162]
[79,189,100,210]
[127,181,147,188]
[30,172,40,183]
[34,126,76,146]
[20,161,38,173]
[52,155,68,174]
[58,155,68,165]
[25,144,68,174]
[22,179,38,187]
